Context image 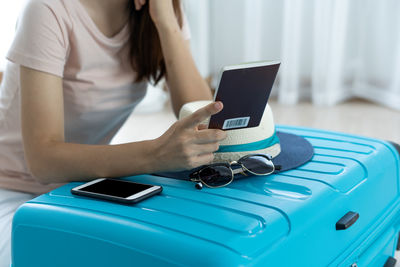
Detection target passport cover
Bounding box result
[209,62,280,130]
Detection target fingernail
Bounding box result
[214,102,222,109]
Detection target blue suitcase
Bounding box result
[11,125,400,267]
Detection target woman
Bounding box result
[0,0,227,265]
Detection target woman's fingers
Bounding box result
[197,124,208,131]
[192,143,220,155]
[195,153,215,166]
[195,129,227,144]
[134,0,140,10]
[181,102,223,129]
[154,101,225,171]
[134,0,146,10]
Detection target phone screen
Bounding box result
[78,179,154,198]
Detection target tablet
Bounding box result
[208,61,280,130]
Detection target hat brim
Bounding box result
[153,131,314,181]
[272,131,314,172]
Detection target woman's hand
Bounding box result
[152,102,227,172]
[134,0,178,29]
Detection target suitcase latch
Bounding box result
[336,211,359,230]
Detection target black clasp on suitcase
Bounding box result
[336,211,359,230]
[397,232,400,251]
[383,256,397,267]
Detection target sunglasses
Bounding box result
[189,154,281,189]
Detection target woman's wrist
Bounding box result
[154,18,180,35]
[133,139,162,174]
[148,0,179,31]
[142,138,164,173]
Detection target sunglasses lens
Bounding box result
[241,155,274,175]
[199,165,233,187]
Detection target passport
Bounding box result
[208,61,281,130]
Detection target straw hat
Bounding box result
[179,100,281,163]
[178,100,314,172]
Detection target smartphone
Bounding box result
[71,178,162,204]
[209,61,280,130]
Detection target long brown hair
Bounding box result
[127,1,183,85]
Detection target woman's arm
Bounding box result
[20,66,156,183]
[161,30,211,117]
[135,0,213,117]
[20,66,225,184]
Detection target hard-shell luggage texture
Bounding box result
[11,125,400,267]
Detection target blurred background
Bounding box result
[0,0,399,144]
[184,0,400,108]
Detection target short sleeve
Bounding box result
[181,7,191,40]
[6,0,69,77]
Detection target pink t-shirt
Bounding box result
[0,0,190,194]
